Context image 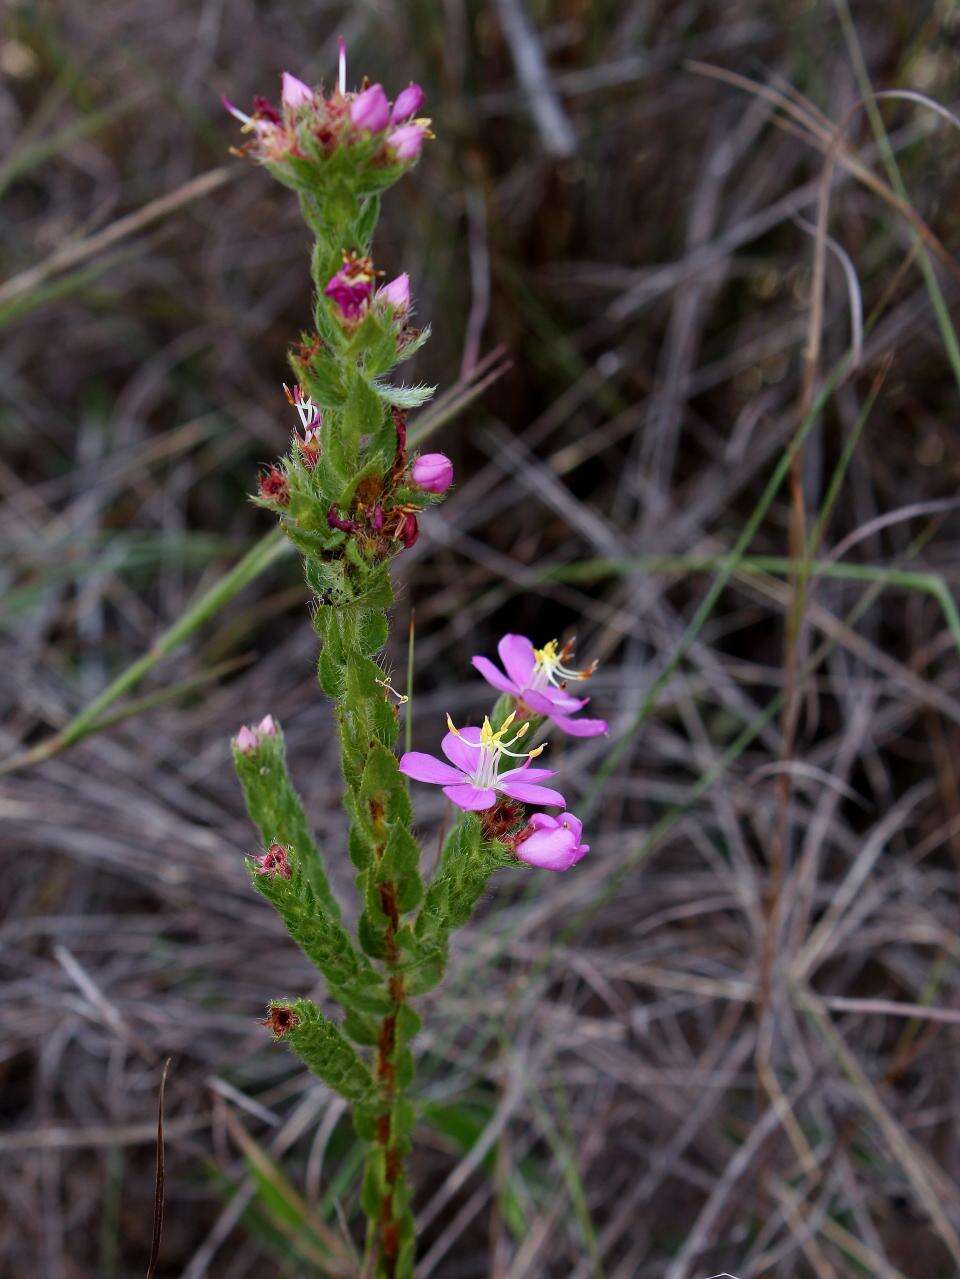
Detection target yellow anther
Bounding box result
[528,744,545,759]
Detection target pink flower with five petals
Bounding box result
[399,714,566,812]
[472,634,607,738]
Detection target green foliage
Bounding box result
[282,1000,377,1102]
[233,725,340,919]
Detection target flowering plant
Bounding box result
[226,46,605,1278]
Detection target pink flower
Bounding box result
[411,452,453,494]
[515,812,589,871]
[325,256,374,320]
[378,272,411,313]
[235,725,258,754]
[350,83,391,132]
[257,714,277,736]
[281,72,313,110]
[472,635,607,738]
[387,123,427,159]
[391,83,425,123]
[399,714,566,812]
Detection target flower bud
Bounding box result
[412,452,453,494]
[350,83,391,132]
[256,842,291,879]
[257,714,277,736]
[235,725,258,754]
[258,465,289,506]
[327,506,357,534]
[378,272,410,313]
[387,123,427,159]
[401,512,419,547]
[281,71,313,109]
[391,83,425,124]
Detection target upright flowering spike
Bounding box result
[325,254,375,321]
[281,71,313,109]
[350,83,391,132]
[388,122,428,160]
[411,452,453,494]
[235,724,258,754]
[378,273,411,313]
[514,812,589,871]
[472,634,608,737]
[391,83,425,124]
[399,715,565,811]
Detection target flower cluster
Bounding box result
[234,713,277,754]
[223,43,431,175]
[400,635,606,870]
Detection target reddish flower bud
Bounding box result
[411,452,453,494]
[372,503,384,532]
[256,842,291,879]
[258,465,290,506]
[350,83,391,132]
[263,1004,299,1037]
[235,725,257,754]
[391,83,425,124]
[401,512,419,547]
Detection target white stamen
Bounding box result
[338,37,346,95]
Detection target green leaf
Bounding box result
[284,999,376,1102]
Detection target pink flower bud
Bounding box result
[235,725,257,754]
[379,273,411,313]
[257,714,277,736]
[411,452,453,494]
[391,83,425,123]
[387,123,427,159]
[372,503,384,532]
[281,72,313,109]
[350,84,391,132]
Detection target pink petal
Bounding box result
[281,72,313,109]
[497,634,536,688]
[527,812,560,832]
[557,812,584,844]
[443,783,497,811]
[441,726,482,774]
[399,752,464,785]
[550,714,608,738]
[571,842,589,865]
[498,765,557,784]
[541,686,589,712]
[522,687,585,716]
[497,779,566,808]
[515,826,581,871]
[471,655,519,696]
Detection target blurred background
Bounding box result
[3,1,960,1275]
